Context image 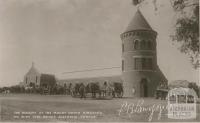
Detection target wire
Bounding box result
[62,66,121,74]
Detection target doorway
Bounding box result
[140,78,148,97]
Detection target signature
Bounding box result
[117,100,168,121]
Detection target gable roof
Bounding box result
[25,63,40,76]
[125,9,153,32]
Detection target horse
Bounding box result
[85,82,100,98]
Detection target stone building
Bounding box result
[23,63,56,88]
[121,9,167,97]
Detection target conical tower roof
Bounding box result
[125,9,153,32]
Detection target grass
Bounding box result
[0,94,199,122]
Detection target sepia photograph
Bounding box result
[0,0,199,122]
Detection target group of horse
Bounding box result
[68,82,123,99]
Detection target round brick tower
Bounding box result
[121,9,167,97]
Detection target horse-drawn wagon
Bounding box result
[68,82,123,99]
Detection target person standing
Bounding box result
[102,82,107,97]
[79,83,86,99]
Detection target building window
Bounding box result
[142,58,146,69]
[135,58,142,70]
[141,40,145,49]
[134,58,153,70]
[36,76,37,83]
[122,43,124,52]
[122,60,124,71]
[134,40,139,50]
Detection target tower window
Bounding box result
[134,40,139,50]
[36,76,37,83]
[134,58,142,70]
[122,60,124,71]
[141,40,145,49]
[134,58,153,70]
[142,58,146,69]
[122,43,124,52]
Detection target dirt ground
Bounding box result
[0,94,199,122]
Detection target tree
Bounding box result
[132,0,199,69]
[188,82,199,97]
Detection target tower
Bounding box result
[121,9,167,97]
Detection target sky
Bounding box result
[0,0,199,87]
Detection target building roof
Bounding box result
[25,62,40,76]
[125,9,153,32]
[156,65,168,82]
[57,75,122,86]
[168,87,198,98]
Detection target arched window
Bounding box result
[134,40,139,50]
